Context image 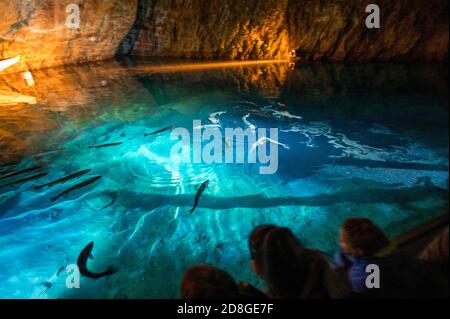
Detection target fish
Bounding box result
[0,169,15,176]
[190,180,209,214]
[0,172,48,189]
[208,111,226,125]
[77,242,117,279]
[88,142,122,149]
[99,192,119,211]
[50,176,101,202]
[34,169,91,190]
[272,110,303,120]
[32,148,65,158]
[41,282,52,289]
[242,114,256,132]
[0,161,20,169]
[144,125,175,137]
[39,282,53,296]
[56,265,65,276]
[0,165,42,180]
[250,137,290,152]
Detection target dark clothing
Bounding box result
[335,247,448,298]
[237,282,269,299]
[419,227,449,276]
[267,249,351,299]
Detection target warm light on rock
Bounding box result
[22,71,35,87]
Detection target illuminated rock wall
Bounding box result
[0,0,137,70]
[0,0,448,71]
[121,0,291,60]
[287,0,449,61]
[126,0,448,61]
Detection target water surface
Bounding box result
[0,59,448,298]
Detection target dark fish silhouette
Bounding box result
[0,169,14,176]
[0,161,20,169]
[99,192,119,211]
[0,172,48,189]
[50,176,101,202]
[190,180,209,214]
[77,242,117,279]
[56,265,65,276]
[34,169,91,190]
[39,282,53,296]
[88,142,122,149]
[0,165,42,180]
[144,125,175,137]
[32,149,66,161]
[41,282,52,289]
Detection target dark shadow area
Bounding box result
[112,184,448,212]
[116,0,152,56]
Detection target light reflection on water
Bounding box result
[0,59,448,298]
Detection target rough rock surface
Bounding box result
[122,0,290,60]
[288,0,449,61]
[126,0,448,61]
[0,0,448,71]
[0,0,137,70]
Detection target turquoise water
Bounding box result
[0,60,448,298]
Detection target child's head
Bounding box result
[181,264,239,299]
[340,218,390,257]
[248,225,310,297]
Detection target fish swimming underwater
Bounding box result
[242,114,256,132]
[32,149,66,158]
[144,125,176,137]
[50,176,101,202]
[34,169,91,190]
[88,142,122,149]
[39,282,53,296]
[250,137,290,152]
[271,110,303,120]
[0,165,42,180]
[99,191,119,211]
[208,111,226,125]
[0,161,20,170]
[190,180,209,214]
[77,242,117,279]
[0,172,48,189]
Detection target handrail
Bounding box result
[393,213,449,248]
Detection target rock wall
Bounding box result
[0,0,137,70]
[0,0,448,71]
[122,0,290,60]
[126,0,448,61]
[288,0,449,61]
